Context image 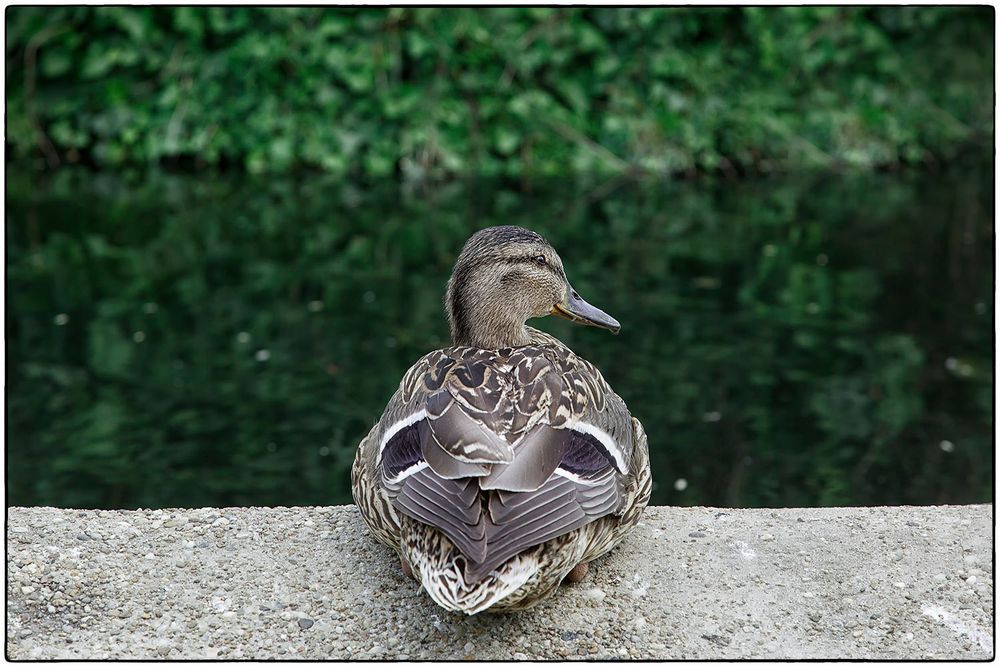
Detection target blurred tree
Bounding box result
[5,7,993,177]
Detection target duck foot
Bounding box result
[564,561,589,584]
[400,557,414,580]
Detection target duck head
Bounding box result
[445,226,620,349]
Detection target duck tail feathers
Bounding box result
[411,552,538,615]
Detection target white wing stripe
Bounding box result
[378,409,427,459]
[566,421,627,474]
[384,461,429,484]
[552,468,607,486]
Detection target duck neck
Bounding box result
[447,279,531,349]
[452,316,531,349]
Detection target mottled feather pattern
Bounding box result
[394,330,621,444]
[353,326,650,612]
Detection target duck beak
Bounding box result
[550,286,621,334]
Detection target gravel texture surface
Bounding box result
[7,504,993,660]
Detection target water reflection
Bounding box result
[6,163,993,509]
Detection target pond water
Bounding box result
[7,162,993,509]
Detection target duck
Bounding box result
[352,225,651,614]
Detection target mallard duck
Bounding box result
[352,226,650,614]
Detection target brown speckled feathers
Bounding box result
[370,329,636,581]
[352,226,650,614]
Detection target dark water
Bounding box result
[7,163,993,509]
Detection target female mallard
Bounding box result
[352,226,650,614]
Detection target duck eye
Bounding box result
[534,255,547,265]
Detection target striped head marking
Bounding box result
[445,226,620,349]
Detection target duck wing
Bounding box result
[376,345,634,581]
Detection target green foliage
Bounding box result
[6,160,993,509]
[5,7,993,177]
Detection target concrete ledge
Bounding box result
[7,504,994,660]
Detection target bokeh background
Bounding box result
[6,7,994,510]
